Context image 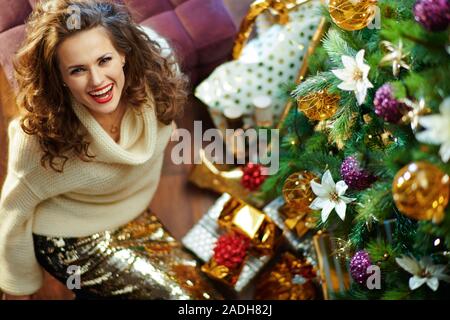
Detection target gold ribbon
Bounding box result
[233,0,311,59]
[201,259,240,285]
[188,149,265,208]
[218,197,281,255]
[279,203,317,237]
[254,252,317,300]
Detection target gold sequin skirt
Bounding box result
[33,208,222,300]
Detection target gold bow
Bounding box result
[218,197,281,255]
[254,252,317,300]
[233,0,311,59]
[279,203,317,237]
[201,259,239,285]
[188,149,264,208]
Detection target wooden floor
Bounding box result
[149,96,219,240]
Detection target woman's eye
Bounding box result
[100,57,112,65]
[70,68,83,75]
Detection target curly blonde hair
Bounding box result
[14,0,188,172]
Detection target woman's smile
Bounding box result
[88,83,114,104]
[57,26,126,117]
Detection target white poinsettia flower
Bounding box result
[331,49,374,105]
[309,170,356,222]
[396,255,450,291]
[416,97,450,163]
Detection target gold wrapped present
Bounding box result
[255,252,319,300]
[182,194,282,291]
[264,197,318,255]
[218,197,282,256]
[201,255,245,287]
[313,231,351,300]
[278,203,317,238]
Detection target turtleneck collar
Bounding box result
[71,97,157,165]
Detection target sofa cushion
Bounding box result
[0,0,32,33]
[28,0,37,8]
[125,0,174,23]
[176,0,235,65]
[170,0,191,6]
[0,25,25,87]
[141,12,198,71]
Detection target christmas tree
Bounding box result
[260,0,450,299]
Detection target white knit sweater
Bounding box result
[0,96,172,295]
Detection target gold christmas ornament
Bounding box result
[392,162,450,224]
[297,90,340,121]
[379,40,411,77]
[282,171,318,211]
[328,0,378,31]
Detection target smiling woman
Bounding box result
[0,0,221,300]
[57,26,127,141]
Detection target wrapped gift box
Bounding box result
[182,193,281,292]
[254,252,319,300]
[264,197,351,299]
[263,196,317,257]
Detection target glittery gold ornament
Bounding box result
[282,171,318,211]
[392,162,449,224]
[297,90,340,121]
[329,0,378,31]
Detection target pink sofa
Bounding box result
[0,0,237,88]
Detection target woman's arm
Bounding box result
[0,171,45,296]
[0,119,46,296]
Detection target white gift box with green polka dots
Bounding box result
[195,0,322,131]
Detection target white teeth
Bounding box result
[90,84,113,96]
